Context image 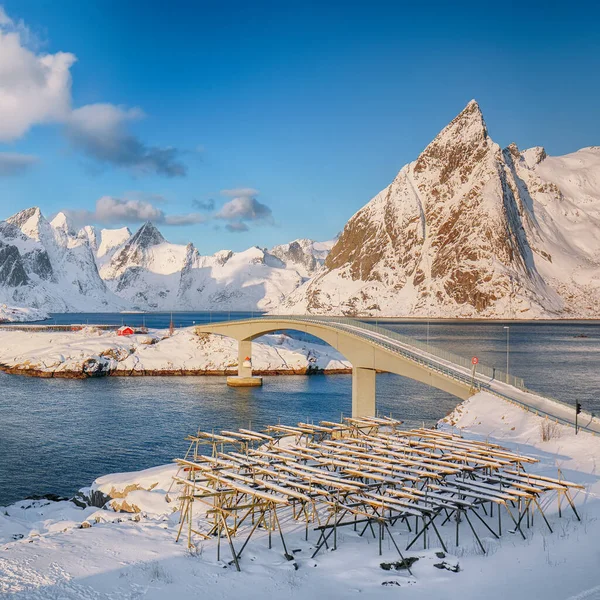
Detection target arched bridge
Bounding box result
[196,316,520,416]
[196,316,600,434]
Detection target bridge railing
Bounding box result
[208,314,598,435]
[248,314,525,389]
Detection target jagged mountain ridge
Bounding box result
[280,101,600,318]
[270,239,335,279]
[98,222,322,310]
[2,100,598,317]
[0,208,120,311]
[0,208,333,312]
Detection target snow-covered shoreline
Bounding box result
[0,304,48,323]
[0,326,351,378]
[1,392,600,599]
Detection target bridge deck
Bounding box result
[198,316,600,436]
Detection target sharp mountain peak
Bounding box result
[129,222,166,248]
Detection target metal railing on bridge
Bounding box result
[239,314,525,389]
[205,314,599,435]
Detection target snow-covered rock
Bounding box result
[79,464,180,515]
[0,207,333,313]
[280,102,600,318]
[0,304,47,322]
[270,238,335,278]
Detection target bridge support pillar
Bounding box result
[352,367,376,417]
[227,339,262,387]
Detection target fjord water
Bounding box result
[0,315,598,505]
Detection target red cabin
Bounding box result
[117,325,135,336]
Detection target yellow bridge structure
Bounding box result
[196,316,599,434]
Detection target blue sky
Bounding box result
[0,0,598,253]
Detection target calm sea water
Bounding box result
[0,313,598,505]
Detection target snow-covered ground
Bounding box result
[0,304,47,323]
[1,391,599,599]
[0,326,350,376]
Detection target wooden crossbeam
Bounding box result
[174,418,575,569]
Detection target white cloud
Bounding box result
[0,11,75,141]
[0,152,38,175]
[216,196,272,221]
[95,195,164,223]
[65,195,205,227]
[0,6,187,177]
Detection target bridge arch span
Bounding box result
[196,318,473,417]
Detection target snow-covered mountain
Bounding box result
[0,208,121,311]
[280,101,600,318]
[96,222,328,310]
[0,209,333,312]
[2,100,598,318]
[270,239,335,278]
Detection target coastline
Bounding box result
[0,326,351,379]
[0,363,352,379]
[1,391,599,599]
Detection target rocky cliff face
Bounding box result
[270,239,334,279]
[0,206,331,313]
[0,209,119,311]
[280,101,600,318]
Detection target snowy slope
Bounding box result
[0,208,123,312]
[280,102,600,318]
[96,227,132,266]
[270,238,336,278]
[0,209,332,313]
[99,222,190,309]
[0,304,47,322]
[97,223,312,311]
[176,245,304,311]
[1,392,600,599]
[520,146,600,306]
[0,327,350,375]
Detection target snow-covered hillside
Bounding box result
[0,209,333,313]
[0,304,47,323]
[280,102,600,318]
[1,392,599,599]
[97,223,326,311]
[0,208,122,312]
[270,238,335,278]
[0,327,350,376]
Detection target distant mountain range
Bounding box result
[0,207,333,312]
[1,100,599,318]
